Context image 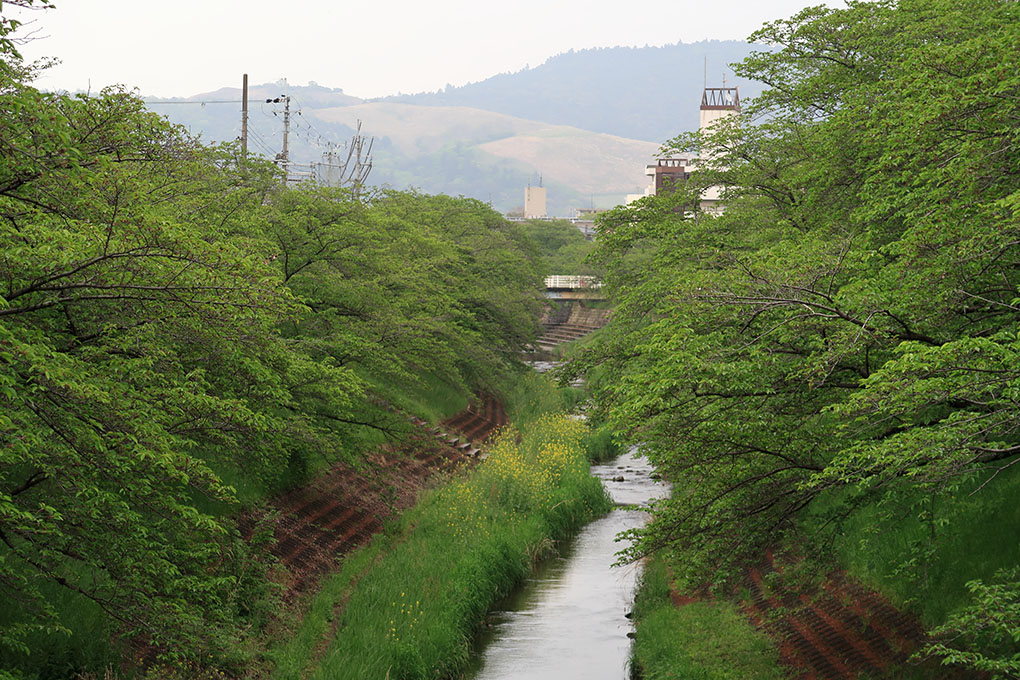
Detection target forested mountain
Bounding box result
[384,41,765,143]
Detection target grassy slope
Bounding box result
[267,375,613,679]
[812,464,1020,628]
[626,463,1020,680]
[0,369,475,680]
[629,560,785,680]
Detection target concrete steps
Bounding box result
[730,552,983,679]
[532,306,611,350]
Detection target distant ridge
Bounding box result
[381,41,765,143]
[143,42,765,215]
[146,81,363,109]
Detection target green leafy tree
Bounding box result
[573,0,1020,673]
[0,39,307,666]
[0,5,547,675]
[516,219,599,277]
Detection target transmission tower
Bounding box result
[316,119,374,194]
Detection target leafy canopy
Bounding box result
[0,15,544,672]
[573,0,1020,672]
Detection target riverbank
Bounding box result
[628,559,785,680]
[264,412,612,679]
[626,466,1020,679]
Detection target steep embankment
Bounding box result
[264,409,611,680]
[242,395,508,598]
[736,553,981,680]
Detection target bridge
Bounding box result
[543,275,605,300]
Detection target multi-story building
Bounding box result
[633,86,740,214]
[524,185,547,219]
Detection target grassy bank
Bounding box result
[798,463,1020,676]
[268,412,612,679]
[811,464,1020,628]
[628,560,784,680]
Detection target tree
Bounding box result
[572,0,1020,671]
[516,219,600,277]
[0,6,545,673]
[0,45,307,665]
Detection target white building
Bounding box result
[633,86,740,214]
[697,87,740,214]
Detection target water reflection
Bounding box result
[468,448,668,680]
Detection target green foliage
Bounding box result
[503,370,578,424]
[572,0,1020,672]
[813,462,1020,628]
[922,567,1020,679]
[629,559,784,680]
[582,424,622,463]
[0,62,296,665]
[516,219,599,276]
[0,17,547,674]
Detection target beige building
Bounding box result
[524,186,547,219]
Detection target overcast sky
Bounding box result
[11,0,821,99]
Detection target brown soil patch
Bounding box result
[239,395,505,599]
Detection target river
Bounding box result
[467,446,669,680]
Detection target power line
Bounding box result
[143,100,242,106]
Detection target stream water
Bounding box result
[467,447,669,680]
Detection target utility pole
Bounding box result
[241,73,248,161]
[266,94,291,182]
[281,94,290,178]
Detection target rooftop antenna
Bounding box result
[703,56,707,89]
[539,173,543,188]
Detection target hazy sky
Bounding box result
[11,0,820,99]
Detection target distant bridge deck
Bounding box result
[544,275,606,300]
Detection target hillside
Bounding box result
[145,42,762,215]
[383,41,765,143]
[311,103,658,203]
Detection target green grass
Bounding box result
[0,582,119,680]
[267,540,388,680]
[629,559,785,680]
[503,370,580,425]
[582,423,623,463]
[288,415,612,679]
[4,368,606,680]
[364,371,470,425]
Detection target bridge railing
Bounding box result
[544,275,602,290]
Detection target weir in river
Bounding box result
[467,447,669,679]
